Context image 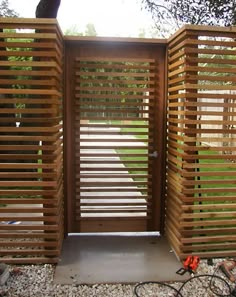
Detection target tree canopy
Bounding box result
[0,0,19,17]
[142,0,236,35]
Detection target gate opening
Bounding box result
[64,38,166,234]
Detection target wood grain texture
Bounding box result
[166,26,236,259]
[0,18,63,264]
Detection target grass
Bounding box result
[114,120,148,178]
[0,150,43,200]
[198,149,236,196]
[191,149,236,229]
[112,120,236,208]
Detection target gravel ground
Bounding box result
[0,259,235,297]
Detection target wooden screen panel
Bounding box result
[74,57,156,232]
[166,25,236,259]
[0,18,63,264]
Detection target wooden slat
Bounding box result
[76,94,155,100]
[166,25,236,260]
[0,250,60,256]
[0,32,57,39]
[0,18,63,264]
[76,195,151,200]
[0,241,58,247]
[0,199,59,204]
[76,109,152,115]
[76,188,150,192]
[0,88,61,95]
[75,78,155,85]
[79,202,150,206]
[76,57,155,63]
[76,86,154,93]
[1,257,59,264]
[0,69,60,77]
[0,233,59,239]
[76,71,155,78]
[73,57,155,230]
[76,59,155,66]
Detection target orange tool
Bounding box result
[176,256,200,275]
[184,256,200,272]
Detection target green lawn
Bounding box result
[198,149,236,196]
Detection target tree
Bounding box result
[0,0,19,17]
[142,0,236,35]
[64,23,97,37]
[64,25,83,36]
[85,23,97,37]
[35,0,61,18]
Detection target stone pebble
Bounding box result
[0,259,234,296]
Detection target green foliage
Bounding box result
[4,29,33,110]
[79,60,150,118]
[0,0,19,17]
[85,23,97,36]
[142,0,236,34]
[64,25,83,36]
[64,23,97,36]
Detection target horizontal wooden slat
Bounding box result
[0,180,57,187]
[0,241,58,247]
[76,102,153,108]
[0,250,60,256]
[0,98,61,104]
[76,57,155,63]
[0,88,61,95]
[0,133,62,141]
[76,71,155,78]
[76,188,150,192]
[0,216,59,222]
[75,78,155,85]
[76,61,155,69]
[76,94,155,100]
[74,57,155,230]
[76,110,152,116]
[0,69,60,77]
[78,216,150,221]
[0,17,63,264]
[0,199,59,204]
[77,174,150,178]
[166,25,236,260]
[181,234,236,244]
[76,195,151,199]
[78,181,150,186]
[76,86,154,93]
[76,116,153,121]
[0,233,59,239]
[79,202,150,206]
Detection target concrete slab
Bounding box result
[54,234,188,285]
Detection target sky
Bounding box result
[8,0,154,37]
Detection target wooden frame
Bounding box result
[0,18,63,264]
[166,25,236,259]
[64,37,167,234]
[1,18,236,263]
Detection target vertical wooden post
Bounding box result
[181,32,199,258]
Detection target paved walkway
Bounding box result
[79,125,148,217]
[0,125,149,223]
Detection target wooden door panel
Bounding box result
[75,57,154,232]
[64,40,166,233]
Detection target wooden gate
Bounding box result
[64,37,166,233]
